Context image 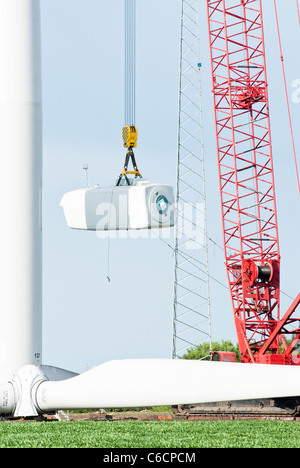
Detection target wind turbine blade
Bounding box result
[38,365,78,382]
[34,359,300,412]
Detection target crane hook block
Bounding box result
[123,125,138,148]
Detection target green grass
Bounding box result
[0,420,300,448]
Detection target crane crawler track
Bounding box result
[173,397,300,421]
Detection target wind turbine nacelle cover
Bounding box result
[60,179,175,231]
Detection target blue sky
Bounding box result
[40,0,300,374]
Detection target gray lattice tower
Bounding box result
[172,0,212,358]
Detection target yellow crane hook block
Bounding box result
[122,125,138,148]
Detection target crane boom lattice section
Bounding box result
[207,0,300,364]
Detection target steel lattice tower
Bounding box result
[172,0,212,358]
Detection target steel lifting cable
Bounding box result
[273,0,300,197]
[119,0,140,184]
[125,0,136,126]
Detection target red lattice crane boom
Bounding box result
[206,0,300,364]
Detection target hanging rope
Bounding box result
[274,0,300,197]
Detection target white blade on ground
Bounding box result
[35,359,300,412]
[38,365,78,381]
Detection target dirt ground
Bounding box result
[66,409,175,422]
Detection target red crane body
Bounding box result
[206,0,300,364]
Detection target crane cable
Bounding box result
[273,0,300,197]
[125,0,136,126]
[118,0,141,186]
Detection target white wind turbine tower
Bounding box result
[0,0,300,419]
[0,0,43,382]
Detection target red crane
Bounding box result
[206,0,300,365]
